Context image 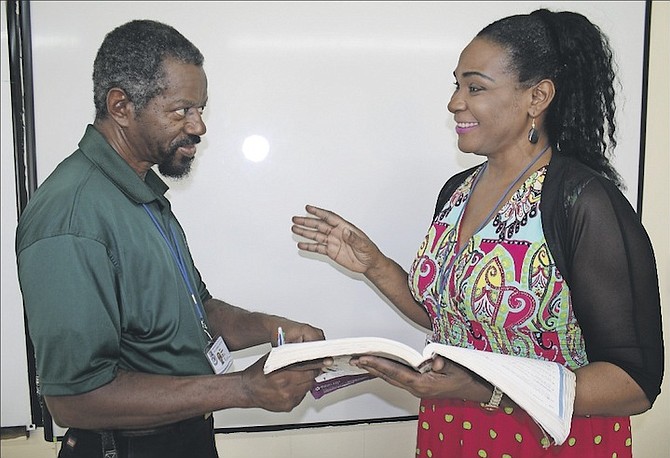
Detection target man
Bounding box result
[16,20,325,458]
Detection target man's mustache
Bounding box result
[173,135,201,149]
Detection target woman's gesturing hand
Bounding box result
[291,205,382,274]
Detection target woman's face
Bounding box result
[447,37,532,159]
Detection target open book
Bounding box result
[264,336,576,445]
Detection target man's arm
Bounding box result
[203,298,325,350]
[46,357,323,430]
[45,298,326,431]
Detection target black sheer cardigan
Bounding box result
[432,154,664,405]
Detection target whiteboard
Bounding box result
[20,1,646,431]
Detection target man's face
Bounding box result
[128,58,208,178]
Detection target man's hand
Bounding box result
[240,354,324,412]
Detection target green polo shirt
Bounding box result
[16,125,214,396]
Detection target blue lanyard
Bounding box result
[142,204,213,342]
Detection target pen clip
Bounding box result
[277,326,285,346]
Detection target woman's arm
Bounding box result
[572,362,650,416]
[292,205,431,329]
[560,175,663,415]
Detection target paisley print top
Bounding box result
[408,165,588,369]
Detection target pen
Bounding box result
[277,326,285,346]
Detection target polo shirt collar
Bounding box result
[78,124,169,204]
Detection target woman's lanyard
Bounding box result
[142,204,214,343]
[438,144,550,298]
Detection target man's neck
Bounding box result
[93,119,150,180]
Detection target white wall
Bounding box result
[631,1,670,457]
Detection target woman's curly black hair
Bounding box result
[477,9,623,189]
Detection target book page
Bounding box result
[427,344,564,410]
[427,343,575,444]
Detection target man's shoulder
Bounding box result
[16,150,121,250]
[24,149,99,207]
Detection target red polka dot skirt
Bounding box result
[415,399,631,458]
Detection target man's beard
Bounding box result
[158,135,200,179]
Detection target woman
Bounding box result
[291,9,663,458]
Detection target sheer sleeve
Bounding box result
[439,157,664,405]
[561,174,664,405]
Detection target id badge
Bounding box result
[205,336,233,374]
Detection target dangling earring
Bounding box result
[528,118,539,144]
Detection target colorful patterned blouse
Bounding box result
[408,165,587,369]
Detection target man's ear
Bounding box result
[106,88,134,127]
[528,79,555,118]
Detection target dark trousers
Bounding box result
[57,414,219,458]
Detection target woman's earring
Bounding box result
[528,118,539,144]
